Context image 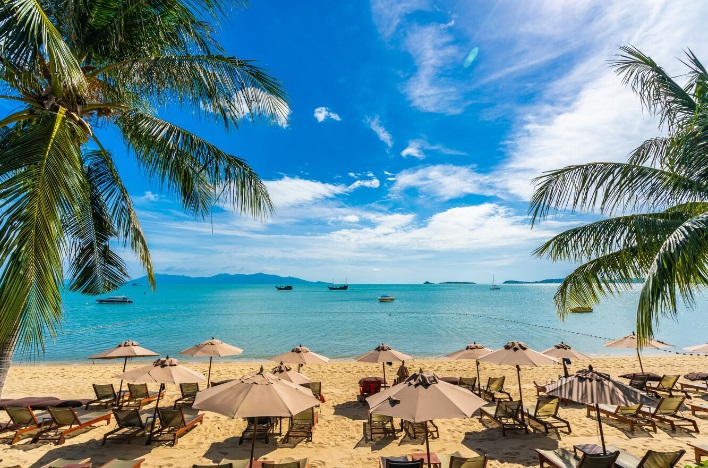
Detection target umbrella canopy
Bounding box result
[271,362,312,385]
[542,342,590,377]
[603,332,673,373]
[179,337,243,386]
[446,342,492,393]
[356,343,413,386]
[270,345,330,371]
[684,372,708,381]
[685,343,708,353]
[88,340,159,360]
[367,370,486,468]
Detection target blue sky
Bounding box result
[104,0,708,284]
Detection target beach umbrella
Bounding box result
[179,337,243,386]
[603,332,673,374]
[117,356,205,444]
[542,342,590,377]
[271,362,311,385]
[367,370,486,468]
[685,343,708,353]
[545,366,655,453]
[446,342,492,391]
[193,366,320,466]
[477,341,557,422]
[356,343,412,386]
[684,372,708,381]
[88,340,159,404]
[270,345,329,371]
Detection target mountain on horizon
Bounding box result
[131,273,324,285]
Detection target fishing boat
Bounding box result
[275,285,293,290]
[489,275,500,290]
[570,306,593,313]
[378,294,395,302]
[328,277,348,290]
[96,296,133,304]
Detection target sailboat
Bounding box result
[489,275,500,290]
[328,276,349,290]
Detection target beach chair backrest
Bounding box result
[180,383,199,398]
[617,404,642,416]
[113,409,144,428]
[194,465,233,468]
[6,406,38,425]
[534,396,560,417]
[450,455,488,468]
[293,407,314,425]
[629,374,649,390]
[371,413,392,424]
[387,460,423,467]
[48,407,80,426]
[459,377,477,391]
[655,397,684,416]
[638,450,686,468]
[657,375,679,390]
[128,383,149,399]
[309,381,322,397]
[93,383,116,399]
[497,400,520,419]
[158,408,185,429]
[362,380,381,395]
[486,376,505,392]
[578,451,619,468]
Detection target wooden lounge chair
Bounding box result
[588,403,656,432]
[680,381,708,394]
[239,417,274,444]
[479,400,527,436]
[149,407,203,445]
[32,407,111,444]
[479,377,512,402]
[604,446,684,468]
[359,378,383,402]
[459,377,477,393]
[40,458,92,468]
[306,382,323,402]
[100,459,145,468]
[365,412,396,441]
[627,374,650,392]
[173,383,200,408]
[102,408,153,444]
[645,375,684,398]
[436,452,488,468]
[535,448,619,468]
[524,396,570,433]
[121,383,163,410]
[1,406,47,444]
[380,457,422,468]
[402,420,438,439]
[284,407,317,443]
[271,458,310,468]
[688,443,708,463]
[86,384,124,409]
[639,397,699,432]
[689,402,708,415]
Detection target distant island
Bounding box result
[439,281,476,284]
[131,273,323,285]
[423,281,434,284]
[503,278,564,284]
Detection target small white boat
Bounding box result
[378,294,395,302]
[96,296,133,304]
[490,275,500,290]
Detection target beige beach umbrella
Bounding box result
[446,342,492,392]
[117,356,205,444]
[477,341,558,422]
[356,343,412,386]
[272,362,312,385]
[603,332,673,374]
[542,342,590,377]
[193,367,320,466]
[545,366,655,453]
[270,345,329,371]
[179,337,243,386]
[684,343,708,353]
[367,370,486,468]
[88,340,159,404]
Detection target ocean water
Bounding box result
[24,283,708,363]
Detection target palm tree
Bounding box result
[529,46,708,345]
[0,0,288,395]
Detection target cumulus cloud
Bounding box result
[365,115,393,148]
[349,178,381,190]
[330,214,361,224]
[392,165,491,200]
[264,177,346,209]
[400,139,466,159]
[313,106,341,122]
[143,191,160,201]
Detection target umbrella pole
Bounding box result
[250,418,258,468]
[516,365,525,423]
[146,383,164,445]
[424,421,432,468]
[207,357,213,387]
[595,403,606,454]
[475,360,481,395]
[382,363,386,386]
[116,357,128,406]
[636,348,644,374]
[562,359,569,378]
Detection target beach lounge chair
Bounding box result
[173,383,200,408]
[479,377,512,402]
[239,417,274,444]
[459,377,477,393]
[359,378,383,402]
[689,402,708,416]
[479,400,528,436]
[271,458,310,468]
[39,458,91,467]
[535,448,619,468]
[365,412,396,441]
[32,407,111,444]
[100,459,145,468]
[524,396,570,433]
[149,407,203,445]
[680,381,708,394]
[588,403,656,432]
[86,384,124,409]
[628,374,650,392]
[402,420,439,439]
[194,465,234,468]
[1,406,47,444]
[102,408,153,444]
[380,457,423,468]
[639,397,699,432]
[121,383,163,410]
[604,446,684,468]
[284,407,317,442]
[645,375,683,398]
[688,443,708,463]
[437,453,488,468]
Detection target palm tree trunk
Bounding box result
[0,341,15,398]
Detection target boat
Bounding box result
[570,306,593,313]
[328,277,348,290]
[96,296,133,304]
[275,285,293,290]
[489,275,500,290]
[378,294,395,302]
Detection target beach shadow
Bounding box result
[463,433,559,466]
[30,438,152,468]
[201,436,276,464]
[332,401,367,420]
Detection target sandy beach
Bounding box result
[1,356,707,467]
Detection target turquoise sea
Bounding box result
[27,283,708,363]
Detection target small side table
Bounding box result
[573,444,604,458]
[411,452,441,468]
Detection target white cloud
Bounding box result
[330,214,361,224]
[365,115,393,148]
[348,178,381,190]
[264,177,346,209]
[142,191,159,201]
[401,139,466,159]
[369,0,432,40]
[392,165,491,201]
[227,87,291,128]
[313,106,341,122]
